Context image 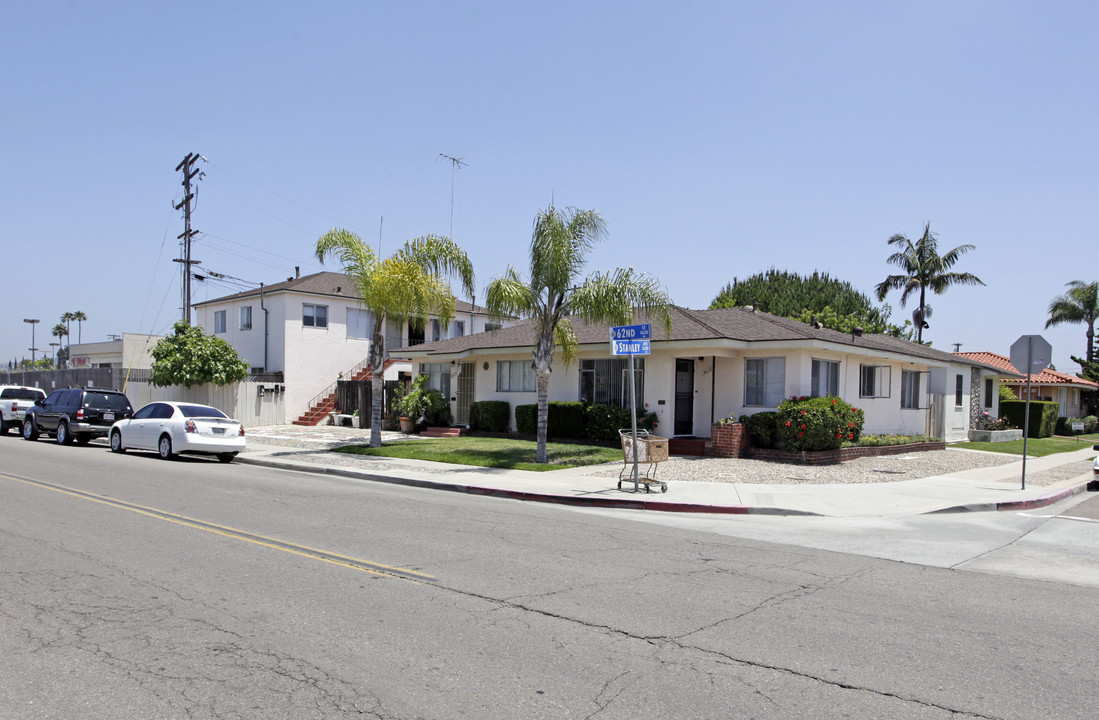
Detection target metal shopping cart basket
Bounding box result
[618,429,669,493]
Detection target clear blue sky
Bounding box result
[3,1,1096,375]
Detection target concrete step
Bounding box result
[420,427,462,439]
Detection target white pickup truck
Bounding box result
[0,385,47,434]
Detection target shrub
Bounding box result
[851,434,937,447]
[469,401,510,432]
[999,383,1018,401]
[423,389,453,426]
[1055,415,1099,435]
[776,395,865,452]
[515,402,656,441]
[1087,415,1099,433]
[999,400,1059,438]
[743,412,779,448]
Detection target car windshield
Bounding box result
[178,404,228,419]
[84,393,132,411]
[1,388,45,401]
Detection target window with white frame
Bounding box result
[955,374,964,407]
[497,360,537,392]
[303,303,328,328]
[745,357,785,407]
[419,362,451,399]
[900,370,921,409]
[449,320,465,338]
[346,307,373,339]
[859,365,891,398]
[240,306,252,331]
[485,322,503,332]
[811,359,840,397]
[984,378,994,409]
[213,310,226,334]
[1073,388,1080,407]
[579,358,643,409]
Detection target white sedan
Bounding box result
[110,401,245,463]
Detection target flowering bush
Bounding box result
[975,411,1013,431]
[776,395,865,452]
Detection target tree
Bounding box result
[485,204,672,464]
[51,323,68,350]
[875,222,985,343]
[1045,280,1099,364]
[60,311,76,349]
[710,269,910,337]
[315,230,475,448]
[150,321,250,388]
[72,310,87,343]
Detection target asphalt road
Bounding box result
[2,436,1098,719]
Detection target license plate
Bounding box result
[103,413,115,421]
[213,427,225,435]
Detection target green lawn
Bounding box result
[953,433,1099,457]
[333,437,623,471]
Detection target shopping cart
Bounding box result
[618,429,669,493]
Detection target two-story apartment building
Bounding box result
[193,270,500,424]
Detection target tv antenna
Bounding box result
[439,154,467,239]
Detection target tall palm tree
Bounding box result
[60,311,76,349]
[486,205,673,464]
[1045,280,1099,364]
[315,229,475,448]
[51,323,68,364]
[874,222,985,343]
[72,310,87,343]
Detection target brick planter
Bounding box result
[708,423,945,463]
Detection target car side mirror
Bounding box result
[35,398,44,406]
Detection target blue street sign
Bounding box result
[611,339,650,356]
[610,324,651,341]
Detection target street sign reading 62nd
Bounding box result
[610,324,651,356]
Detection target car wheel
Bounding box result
[75,435,91,445]
[158,434,175,460]
[217,453,236,464]
[56,421,72,445]
[22,418,38,441]
[110,430,126,453]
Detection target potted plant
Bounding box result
[393,376,429,433]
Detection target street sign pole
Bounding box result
[610,323,651,493]
[628,352,639,492]
[1021,339,1032,490]
[1010,334,1052,491]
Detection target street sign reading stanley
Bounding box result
[610,324,651,356]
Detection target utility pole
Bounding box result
[174,153,203,323]
[439,154,473,338]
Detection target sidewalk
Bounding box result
[237,425,1098,517]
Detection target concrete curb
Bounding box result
[930,481,1093,514]
[236,454,1097,517]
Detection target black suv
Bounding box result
[22,387,134,445]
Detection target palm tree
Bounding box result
[51,323,68,363]
[72,310,87,343]
[315,229,475,448]
[874,222,985,343]
[1045,280,1099,364]
[485,204,673,464]
[60,311,76,349]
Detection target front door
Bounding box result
[674,359,695,436]
[456,362,475,425]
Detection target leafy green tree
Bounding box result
[150,321,250,388]
[1045,280,1099,364]
[51,323,68,351]
[875,222,985,343]
[315,230,475,448]
[710,269,909,337]
[485,204,672,464]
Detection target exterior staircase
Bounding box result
[293,359,396,426]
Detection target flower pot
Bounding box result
[399,417,415,434]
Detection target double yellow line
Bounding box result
[1,471,435,583]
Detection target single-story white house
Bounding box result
[193,270,503,424]
[398,306,1016,442]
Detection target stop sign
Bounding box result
[1009,335,1052,375]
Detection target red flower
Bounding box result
[798,432,804,437]
[836,433,842,438]
[848,433,854,439]
[800,410,806,415]
[785,421,791,426]
[800,423,806,429]
[849,422,854,428]
[831,398,836,404]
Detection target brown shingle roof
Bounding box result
[193,270,489,314]
[400,305,1012,372]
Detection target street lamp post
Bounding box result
[23,318,40,365]
[49,342,60,367]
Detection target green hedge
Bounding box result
[1054,414,1099,435]
[741,411,780,448]
[515,401,657,441]
[999,400,1059,438]
[468,401,510,432]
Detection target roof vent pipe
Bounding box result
[295,266,300,278]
